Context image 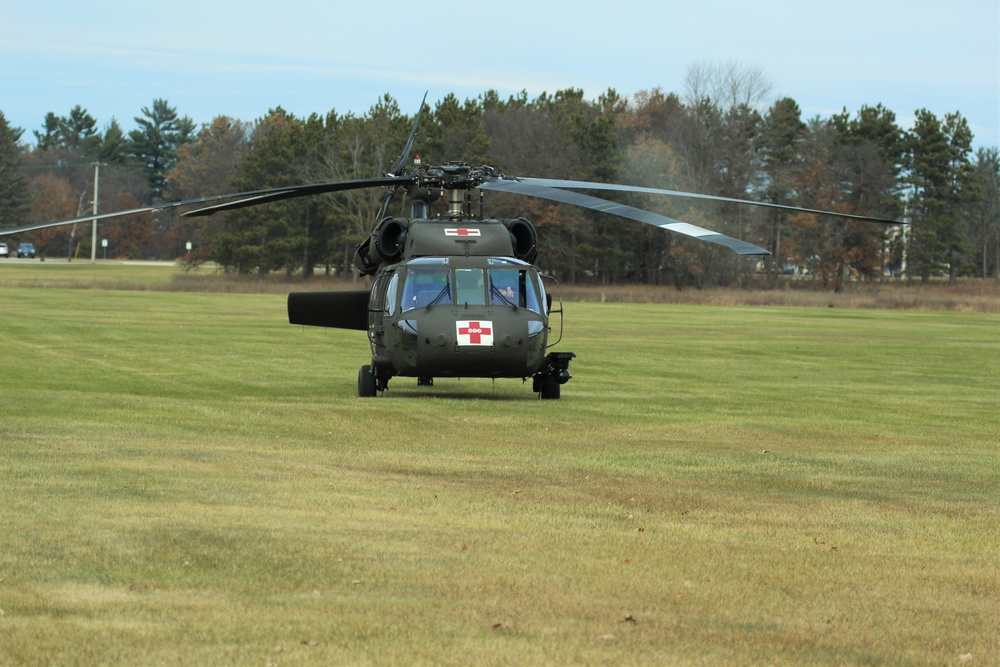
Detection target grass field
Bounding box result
[1,264,998,665]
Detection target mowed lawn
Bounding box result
[1,280,997,665]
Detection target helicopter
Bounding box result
[1,95,904,399]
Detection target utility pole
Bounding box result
[90,162,104,264]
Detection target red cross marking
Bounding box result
[458,321,492,344]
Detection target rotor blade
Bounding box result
[478,179,770,256]
[1,178,404,236]
[514,177,905,226]
[393,91,427,177]
[377,91,428,221]
[0,206,158,236]
[182,176,412,217]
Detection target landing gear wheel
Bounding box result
[358,364,377,397]
[539,375,561,399]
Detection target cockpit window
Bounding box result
[402,267,452,311]
[488,267,542,313]
[455,269,486,305]
[386,273,399,316]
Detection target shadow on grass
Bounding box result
[374,385,540,402]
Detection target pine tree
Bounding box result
[905,109,974,281]
[214,108,309,275]
[127,99,195,198]
[99,118,130,165]
[0,111,30,228]
[970,147,1000,278]
[760,97,806,267]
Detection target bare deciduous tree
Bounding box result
[683,60,773,110]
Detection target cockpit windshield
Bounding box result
[398,258,543,314]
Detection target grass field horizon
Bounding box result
[1,264,997,665]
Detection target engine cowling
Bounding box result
[374,217,408,263]
[504,217,537,263]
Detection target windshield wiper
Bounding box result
[426,278,451,309]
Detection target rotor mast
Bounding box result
[444,188,468,218]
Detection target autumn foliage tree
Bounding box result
[165,116,250,264]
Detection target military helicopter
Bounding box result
[1,95,903,399]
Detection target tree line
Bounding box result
[2,64,998,289]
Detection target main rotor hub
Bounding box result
[405,162,507,201]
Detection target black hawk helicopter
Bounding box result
[1,95,903,399]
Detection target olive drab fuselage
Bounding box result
[355,216,574,397]
[368,254,549,381]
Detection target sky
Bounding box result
[2,0,998,151]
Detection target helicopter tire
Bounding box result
[539,375,561,399]
[358,364,377,397]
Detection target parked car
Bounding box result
[17,243,36,258]
[0,242,9,258]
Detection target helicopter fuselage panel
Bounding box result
[375,305,546,379]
